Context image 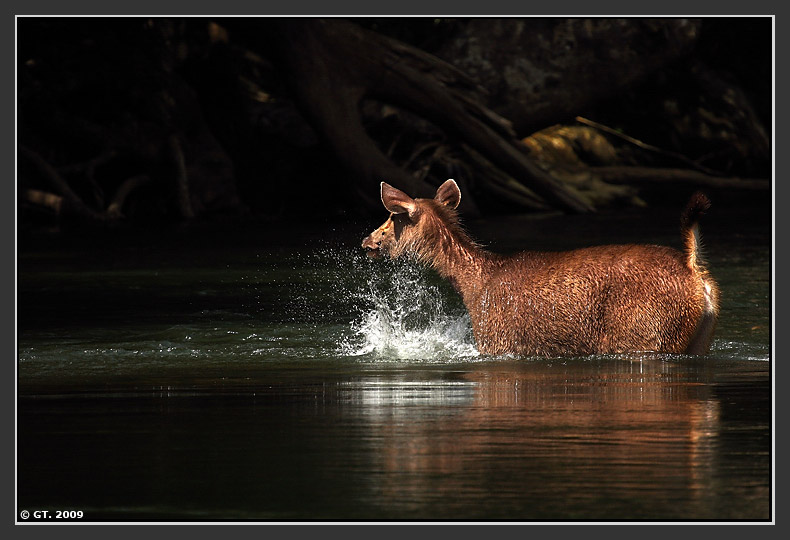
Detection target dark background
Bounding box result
[16,17,772,237]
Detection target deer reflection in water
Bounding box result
[352,358,730,520]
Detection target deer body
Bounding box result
[362,180,719,357]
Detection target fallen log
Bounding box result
[587,166,770,191]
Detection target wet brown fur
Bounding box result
[362,180,719,357]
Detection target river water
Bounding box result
[16,204,772,522]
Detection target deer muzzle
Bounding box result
[362,235,381,258]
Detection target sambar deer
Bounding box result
[362,179,719,357]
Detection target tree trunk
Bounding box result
[224,18,595,214]
[436,18,703,136]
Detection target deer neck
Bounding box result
[413,214,492,301]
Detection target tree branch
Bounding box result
[575,116,723,176]
[106,175,151,218]
[18,145,100,220]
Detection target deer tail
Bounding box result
[680,192,720,354]
[680,191,712,275]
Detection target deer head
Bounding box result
[361,179,462,259]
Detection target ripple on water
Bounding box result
[711,340,770,363]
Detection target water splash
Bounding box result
[336,254,479,362]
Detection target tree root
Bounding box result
[225,19,595,214]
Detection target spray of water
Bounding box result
[334,253,479,362]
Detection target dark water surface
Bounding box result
[17,206,772,522]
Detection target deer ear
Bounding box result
[381,182,417,217]
[435,179,461,209]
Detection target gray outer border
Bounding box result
[8,0,777,534]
